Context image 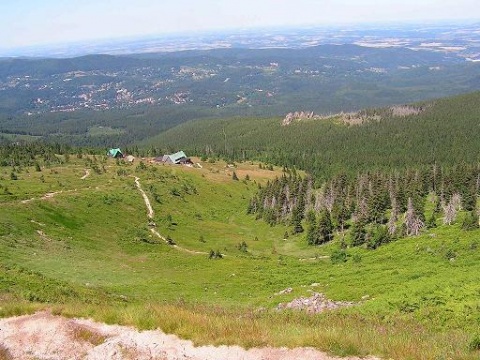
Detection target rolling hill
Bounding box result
[146,91,480,179]
[1,44,480,149]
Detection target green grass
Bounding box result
[87,126,126,137]
[0,132,41,142]
[1,157,480,359]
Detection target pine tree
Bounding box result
[317,210,334,244]
[306,215,318,245]
[426,212,437,229]
[350,220,367,247]
[462,211,479,230]
[367,225,390,249]
[290,207,304,234]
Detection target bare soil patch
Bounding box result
[277,292,356,314]
[0,311,380,360]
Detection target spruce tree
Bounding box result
[306,215,318,245]
[317,210,334,244]
[351,220,367,247]
[462,211,479,230]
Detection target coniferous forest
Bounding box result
[150,91,480,180]
[248,163,480,249]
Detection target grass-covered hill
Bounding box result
[1,155,480,359]
[146,91,480,179]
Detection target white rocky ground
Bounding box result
[0,311,380,360]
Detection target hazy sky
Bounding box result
[1,0,478,49]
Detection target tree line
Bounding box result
[248,163,480,248]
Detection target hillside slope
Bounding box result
[147,91,480,179]
[0,156,480,359]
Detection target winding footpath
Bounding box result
[134,177,207,255]
[19,170,92,205]
[20,190,74,204]
[134,177,154,219]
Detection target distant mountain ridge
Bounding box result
[0,43,478,119]
[0,44,462,77]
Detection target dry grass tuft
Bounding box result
[0,345,13,360]
[69,323,107,346]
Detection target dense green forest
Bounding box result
[149,91,480,179]
[0,106,229,148]
[250,163,479,250]
[4,90,480,179]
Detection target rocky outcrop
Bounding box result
[390,105,425,117]
[277,292,355,314]
[282,111,318,126]
[283,104,426,127]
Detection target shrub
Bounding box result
[208,250,223,259]
[468,334,480,351]
[166,235,176,245]
[367,225,390,249]
[462,211,479,231]
[136,161,147,171]
[103,194,121,205]
[70,324,106,346]
[170,187,181,196]
[237,241,248,253]
[444,249,456,260]
[331,249,348,264]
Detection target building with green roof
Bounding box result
[107,148,123,158]
[161,151,192,164]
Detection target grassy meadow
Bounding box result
[0,156,480,359]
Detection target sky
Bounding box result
[0,0,478,49]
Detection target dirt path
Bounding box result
[19,186,106,205]
[81,169,91,180]
[149,228,207,255]
[134,177,154,219]
[0,312,380,360]
[299,256,330,261]
[134,177,207,255]
[21,190,70,204]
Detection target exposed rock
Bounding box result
[390,105,424,117]
[275,287,293,296]
[277,292,355,314]
[282,111,318,126]
[0,311,381,360]
[283,104,426,127]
